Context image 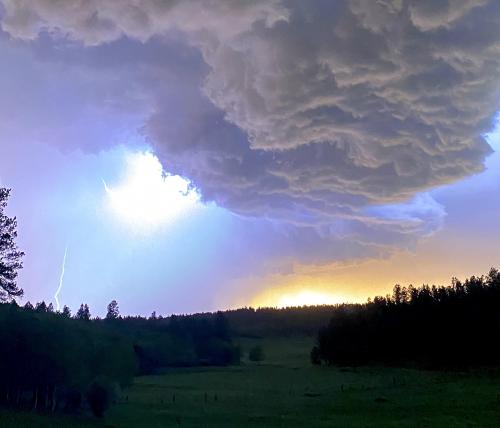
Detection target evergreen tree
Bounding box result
[106,300,119,320]
[62,305,71,318]
[76,303,91,320]
[35,301,48,313]
[0,188,24,301]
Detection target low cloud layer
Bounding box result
[1,0,499,248]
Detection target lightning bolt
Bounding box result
[54,246,68,311]
[102,178,110,193]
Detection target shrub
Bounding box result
[248,345,265,362]
[310,346,321,365]
[86,380,114,418]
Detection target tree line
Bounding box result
[312,269,500,369]
[0,300,239,417]
[219,306,339,338]
[0,300,135,417]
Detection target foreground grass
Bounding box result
[2,336,500,427]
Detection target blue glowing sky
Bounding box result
[0,1,499,315]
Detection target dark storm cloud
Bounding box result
[1,0,498,230]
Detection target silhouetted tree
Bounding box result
[75,304,91,321]
[0,188,24,301]
[61,305,71,318]
[35,301,48,313]
[24,301,33,310]
[106,300,119,320]
[47,302,54,313]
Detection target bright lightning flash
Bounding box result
[104,152,199,232]
[54,246,68,311]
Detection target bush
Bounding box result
[248,345,265,362]
[86,380,114,418]
[310,346,321,365]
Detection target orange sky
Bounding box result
[223,225,500,309]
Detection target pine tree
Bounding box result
[76,303,91,321]
[36,301,48,313]
[0,188,24,301]
[62,305,71,318]
[106,300,119,320]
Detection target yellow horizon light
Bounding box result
[252,288,353,309]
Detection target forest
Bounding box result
[312,269,500,369]
[0,301,239,417]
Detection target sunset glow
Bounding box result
[276,290,344,308]
[251,287,355,309]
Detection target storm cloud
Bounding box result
[1,0,499,236]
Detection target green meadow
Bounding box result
[2,336,500,427]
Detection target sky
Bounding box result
[0,0,499,316]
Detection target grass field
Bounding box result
[2,336,500,427]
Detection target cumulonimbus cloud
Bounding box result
[1,0,499,232]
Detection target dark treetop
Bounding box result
[0,188,24,301]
